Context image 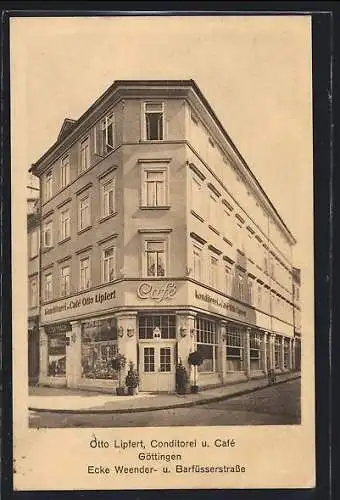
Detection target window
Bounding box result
[209,195,218,229]
[101,114,115,154]
[226,327,244,372]
[274,337,281,370]
[80,137,90,173]
[45,171,53,201]
[102,247,116,283]
[139,315,176,339]
[193,245,203,281]
[60,155,70,188]
[48,332,66,377]
[144,102,164,140]
[144,347,155,372]
[78,196,90,230]
[248,278,253,304]
[209,256,218,288]
[44,273,53,301]
[43,221,53,247]
[60,208,70,241]
[238,273,244,301]
[225,265,232,295]
[195,317,218,372]
[81,319,118,380]
[101,178,115,217]
[29,278,38,307]
[191,174,204,217]
[30,229,39,258]
[145,240,165,277]
[144,170,166,207]
[249,332,262,370]
[257,284,262,308]
[60,265,70,297]
[79,256,91,290]
[160,347,171,372]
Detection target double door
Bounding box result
[139,342,176,393]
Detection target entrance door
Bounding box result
[139,343,176,393]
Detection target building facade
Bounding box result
[27,192,40,385]
[30,80,301,393]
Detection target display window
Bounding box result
[81,318,118,380]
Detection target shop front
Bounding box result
[38,279,298,393]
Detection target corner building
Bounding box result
[31,80,301,393]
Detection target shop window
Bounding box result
[226,327,244,372]
[283,338,289,369]
[139,315,176,340]
[79,256,91,290]
[195,317,218,373]
[48,333,66,377]
[274,337,281,370]
[79,137,90,173]
[249,332,262,370]
[60,155,70,188]
[78,195,91,231]
[81,318,118,380]
[145,240,166,277]
[60,208,70,241]
[144,102,164,141]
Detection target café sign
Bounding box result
[137,282,177,303]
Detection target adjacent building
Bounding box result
[29,79,301,393]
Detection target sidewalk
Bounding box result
[29,371,300,414]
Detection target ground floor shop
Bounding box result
[38,309,301,393]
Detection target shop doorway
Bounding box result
[138,342,176,393]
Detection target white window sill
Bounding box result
[77,225,92,235]
[140,205,170,211]
[58,236,71,245]
[98,212,117,224]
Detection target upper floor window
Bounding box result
[102,246,116,283]
[78,195,90,231]
[193,245,203,281]
[101,177,115,217]
[144,102,164,141]
[45,171,53,201]
[60,208,70,241]
[79,256,91,291]
[44,273,53,301]
[60,265,70,297]
[191,174,205,218]
[238,274,245,301]
[29,277,38,307]
[145,240,166,277]
[248,278,253,304]
[79,137,90,173]
[208,194,218,229]
[29,229,39,258]
[60,155,70,188]
[43,220,53,248]
[225,265,232,295]
[144,170,166,207]
[101,114,115,154]
[257,284,262,308]
[209,256,218,288]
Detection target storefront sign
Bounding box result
[137,282,177,303]
[194,289,247,318]
[45,322,72,335]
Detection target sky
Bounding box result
[12,15,313,267]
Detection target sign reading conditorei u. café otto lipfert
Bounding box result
[41,285,118,324]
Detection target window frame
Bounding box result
[143,101,165,141]
[60,155,70,189]
[101,113,115,155]
[79,255,91,291]
[29,228,39,258]
[79,136,90,174]
[144,239,166,278]
[102,245,116,283]
[29,277,38,307]
[44,272,53,301]
[59,207,71,241]
[78,194,91,231]
[45,171,53,201]
[208,255,218,288]
[193,243,203,281]
[60,264,71,297]
[101,176,116,218]
[43,220,53,248]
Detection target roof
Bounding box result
[30,79,296,244]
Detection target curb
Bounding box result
[29,375,301,415]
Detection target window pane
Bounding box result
[147,241,164,252]
[160,347,171,372]
[147,252,156,276]
[157,253,165,276]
